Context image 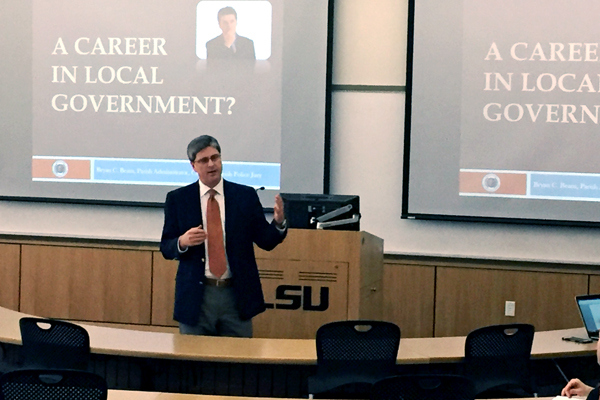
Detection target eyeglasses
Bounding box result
[194,154,221,165]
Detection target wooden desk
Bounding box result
[0,306,426,364]
[1,306,595,364]
[107,392,289,400]
[0,306,595,397]
[402,327,598,363]
[106,390,561,400]
[106,390,565,400]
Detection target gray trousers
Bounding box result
[178,285,252,337]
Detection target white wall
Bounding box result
[331,0,407,86]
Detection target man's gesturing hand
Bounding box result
[179,225,207,249]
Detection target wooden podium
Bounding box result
[252,229,384,339]
[153,229,384,339]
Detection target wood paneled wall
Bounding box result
[151,253,177,326]
[2,237,599,338]
[589,275,600,294]
[4,230,382,339]
[20,245,152,324]
[382,259,592,338]
[434,267,587,337]
[382,262,435,338]
[0,243,20,310]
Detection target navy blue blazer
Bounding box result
[160,180,286,325]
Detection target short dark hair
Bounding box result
[217,6,237,22]
[187,135,221,162]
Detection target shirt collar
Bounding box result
[199,178,224,198]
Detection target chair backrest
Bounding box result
[370,374,475,400]
[19,317,90,370]
[0,369,107,400]
[316,320,400,376]
[317,320,400,360]
[464,323,535,395]
[308,320,400,397]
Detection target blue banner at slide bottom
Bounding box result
[530,173,600,200]
[33,156,280,190]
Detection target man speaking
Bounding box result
[160,135,286,337]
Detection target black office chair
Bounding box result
[19,317,90,371]
[464,323,536,398]
[0,369,107,400]
[0,343,13,377]
[307,320,400,398]
[370,374,476,400]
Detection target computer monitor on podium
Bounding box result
[280,193,360,231]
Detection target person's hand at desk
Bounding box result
[558,335,600,400]
[561,378,594,398]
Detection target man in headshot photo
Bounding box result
[206,6,256,61]
[160,135,287,337]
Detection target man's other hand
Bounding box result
[179,225,207,249]
[274,194,285,226]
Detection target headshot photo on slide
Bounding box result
[196,1,273,61]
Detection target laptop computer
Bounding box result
[575,294,600,341]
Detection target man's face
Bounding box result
[191,146,222,188]
[218,14,237,36]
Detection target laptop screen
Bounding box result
[576,295,600,338]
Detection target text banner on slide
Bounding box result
[460,169,600,201]
[32,156,280,189]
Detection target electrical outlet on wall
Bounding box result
[505,301,516,317]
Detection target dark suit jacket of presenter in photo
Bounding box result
[160,135,286,337]
[206,34,256,61]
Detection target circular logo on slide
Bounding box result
[52,160,69,178]
[481,173,501,192]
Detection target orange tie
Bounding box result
[206,189,226,278]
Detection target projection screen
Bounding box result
[403,0,600,226]
[0,0,332,206]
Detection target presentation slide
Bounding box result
[404,0,600,225]
[459,0,600,202]
[580,299,600,333]
[0,0,331,205]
